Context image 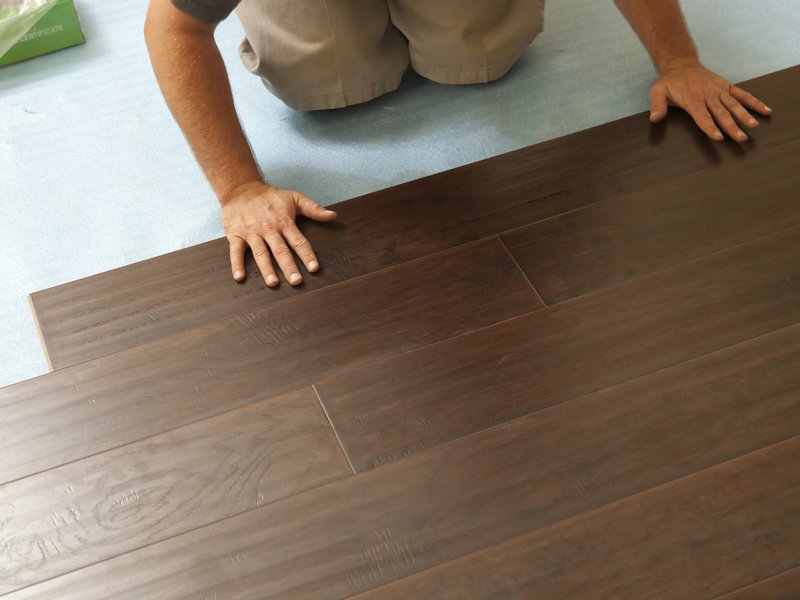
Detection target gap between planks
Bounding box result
[713,563,800,599]
[497,235,548,307]
[313,383,357,475]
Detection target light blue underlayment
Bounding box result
[1,0,799,387]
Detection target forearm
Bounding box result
[613,0,698,72]
[144,3,261,205]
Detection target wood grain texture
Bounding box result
[7,66,799,598]
[1,238,540,485]
[501,139,800,304]
[6,323,800,599]
[29,67,800,369]
[716,566,800,600]
[317,226,800,471]
[355,436,800,600]
[0,387,350,594]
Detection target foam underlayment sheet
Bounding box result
[1,0,800,387]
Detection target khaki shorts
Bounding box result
[235,0,545,110]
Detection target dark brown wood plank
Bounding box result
[502,139,800,304]
[0,238,540,485]
[0,387,351,595]
[356,437,800,600]
[29,67,800,369]
[317,226,800,471]
[716,566,800,600]
[6,323,799,599]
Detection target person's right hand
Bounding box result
[221,181,337,287]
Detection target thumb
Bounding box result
[294,192,337,222]
[649,83,669,123]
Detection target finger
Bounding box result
[263,229,303,286]
[246,236,279,287]
[729,85,772,116]
[294,192,337,222]
[228,236,247,281]
[721,93,759,129]
[649,83,669,122]
[281,223,320,273]
[684,102,724,141]
[708,98,748,141]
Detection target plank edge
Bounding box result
[27,292,53,372]
[714,563,800,599]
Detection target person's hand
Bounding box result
[221,181,337,286]
[649,57,772,142]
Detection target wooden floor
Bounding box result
[3,66,800,599]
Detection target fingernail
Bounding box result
[714,130,724,140]
[234,270,243,280]
[308,260,318,272]
[764,105,773,113]
[290,273,302,284]
[737,131,747,140]
[266,275,278,286]
[748,118,757,126]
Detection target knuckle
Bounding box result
[272,244,291,258]
[261,222,277,235]
[293,236,311,250]
[686,101,706,114]
[277,216,295,231]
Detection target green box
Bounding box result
[0,0,84,67]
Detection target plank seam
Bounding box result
[1,306,545,486]
[496,235,548,307]
[313,383,357,475]
[491,135,789,240]
[362,321,800,471]
[712,563,800,599]
[526,221,800,309]
[0,387,339,487]
[5,311,799,489]
[348,432,800,599]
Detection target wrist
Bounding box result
[656,54,701,75]
[218,178,270,207]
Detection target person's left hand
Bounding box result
[649,57,772,142]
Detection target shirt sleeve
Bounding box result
[170,0,241,23]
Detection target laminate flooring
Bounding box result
[2,66,799,598]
